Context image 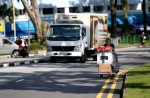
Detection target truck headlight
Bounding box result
[47,46,52,51]
[74,45,81,52]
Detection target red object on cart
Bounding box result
[105,46,113,52]
[97,45,113,52]
[97,46,105,52]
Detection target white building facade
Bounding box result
[0,0,149,37]
[0,0,149,22]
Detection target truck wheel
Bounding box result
[51,57,56,63]
[93,56,97,61]
[80,55,86,63]
[68,58,75,63]
[100,74,103,79]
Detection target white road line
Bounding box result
[56,68,68,70]
[15,79,24,82]
[36,73,43,75]
[118,58,126,60]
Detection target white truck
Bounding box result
[46,13,108,63]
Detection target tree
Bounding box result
[19,0,42,41]
[0,3,18,23]
[121,0,129,35]
[142,0,147,35]
[110,0,117,38]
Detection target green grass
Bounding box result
[125,64,150,98]
[146,40,150,46]
[116,43,138,49]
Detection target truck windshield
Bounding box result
[47,25,80,41]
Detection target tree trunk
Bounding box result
[21,0,41,41]
[122,0,129,35]
[110,0,117,38]
[142,0,147,35]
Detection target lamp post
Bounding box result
[28,16,30,45]
[12,0,16,40]
[103,0,107,13]
[27,0,30,45]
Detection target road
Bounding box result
[0,47,149,98]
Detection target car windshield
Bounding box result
[47,25,80,41]
[8,38,16,43]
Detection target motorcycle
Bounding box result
[18,45,29,57]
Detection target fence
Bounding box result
[120,35,150,44]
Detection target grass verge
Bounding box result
[125,64,150,98]
[116,43,138,49]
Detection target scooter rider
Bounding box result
[15,36,22,45]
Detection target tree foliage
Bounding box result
[0,3,18,23]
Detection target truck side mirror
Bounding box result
[82,27,86,39]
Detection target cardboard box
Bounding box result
[99,64,112,73]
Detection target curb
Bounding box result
[116,46,137,51]
[0,58,49,68]
[120,73,127,98]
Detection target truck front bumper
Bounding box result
[46,51,82,57]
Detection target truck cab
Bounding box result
[46,13,108,63]
[46,24,87,63]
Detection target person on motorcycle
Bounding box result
[15,37,22,45]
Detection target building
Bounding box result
[0,0,149,37]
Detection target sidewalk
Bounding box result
[0,50,49,68]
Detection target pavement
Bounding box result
[0,46,149,98]
[0,50,49,68]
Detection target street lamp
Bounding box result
[12,0,16,40]
[103,0,107,13]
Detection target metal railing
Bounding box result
[120,35,150,44]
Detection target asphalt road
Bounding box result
[0,47,149,98]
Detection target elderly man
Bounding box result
[103,38,119,73]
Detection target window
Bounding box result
[117,5,123,10]
[83,6,90,12]
[57,8,65,13]
[69,7,79,13]
[3,39,12,45]
[82,27,86,39]
[107,6,110,10]
[19,9,25,15]
[94,6,103,12]
[43,8,53,15]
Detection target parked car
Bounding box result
[0,37,19,57]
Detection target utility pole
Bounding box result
[103,0,107,13]
[27,0,30,45]
[79,0,83,13]
[12,0,16,40]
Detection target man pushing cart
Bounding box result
[97,38,119,78]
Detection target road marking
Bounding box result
[96,76,111,98]
[36,73,43,75]
[107,69,129,98]
[3,63,9,67]
[15,79,24,82]
[96,68,131,98]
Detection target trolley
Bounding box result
[97,46,119,79]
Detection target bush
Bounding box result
[28,40,46,51]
